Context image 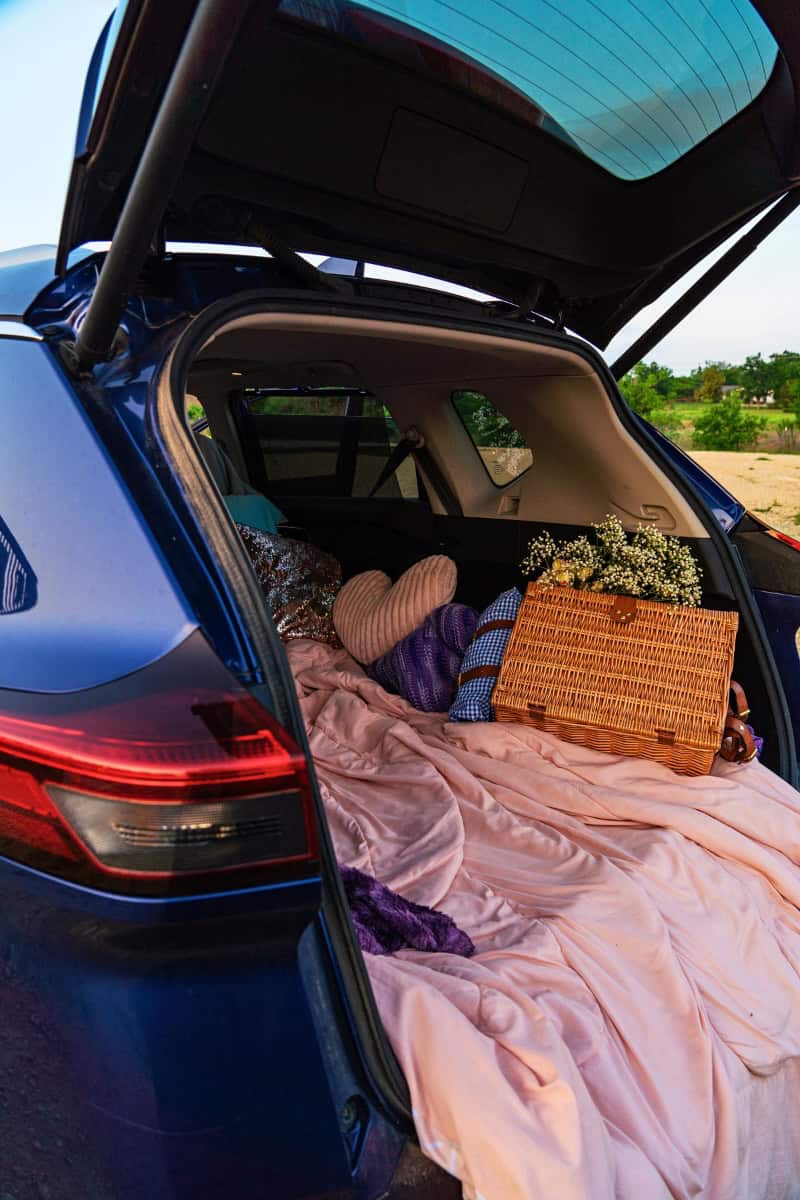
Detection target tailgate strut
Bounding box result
[610,189,800,380]
[60,0,260,375]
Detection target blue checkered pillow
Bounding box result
[449,588,523,722]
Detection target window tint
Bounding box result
[452,390,532,486]
[280,0,778,180]
[240,390,419,499]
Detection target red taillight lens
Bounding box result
[0,634,317,894]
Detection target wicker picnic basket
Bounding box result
[491,583,739,775]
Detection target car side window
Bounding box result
[452,390,533,486]
[238,389,420,499]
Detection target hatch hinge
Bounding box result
[484,278,559,326]
[522,280,565,328]
[245,212,349,294]
[192,197,347,294]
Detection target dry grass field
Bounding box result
[690,451,800,537]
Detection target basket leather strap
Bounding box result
[729,680,751,720]
[456,665,501,687]
[720,714,757,763]
[718,680,757,764]
[471,619,516,641]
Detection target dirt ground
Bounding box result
[690,451,800,537]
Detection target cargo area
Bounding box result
[160,301,800,1199]
[182,306,785,771]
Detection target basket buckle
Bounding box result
[611,595,637,624]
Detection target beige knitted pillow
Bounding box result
[333,555,457,663]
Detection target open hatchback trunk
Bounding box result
[58,0,800,367]
[146,277,800,1198]
[20,0,800,1195]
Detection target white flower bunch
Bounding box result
[520,515,702,607]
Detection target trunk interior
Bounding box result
[183,304,783,775]
[160,297,794,1190]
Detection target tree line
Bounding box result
[619,352,800,451]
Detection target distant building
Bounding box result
[748,389,775,406]
[721,384,775,405]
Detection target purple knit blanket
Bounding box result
[366,602,479,712]
[341,865,475,957]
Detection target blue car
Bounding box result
[2,1,800,1196]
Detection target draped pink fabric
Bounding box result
[289,639,800,1200]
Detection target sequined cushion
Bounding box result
[237,524,342,644]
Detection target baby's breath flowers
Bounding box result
[520,515,702,607]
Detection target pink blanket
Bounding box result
[289,639,800,1200]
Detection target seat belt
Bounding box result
[368,426,463,516]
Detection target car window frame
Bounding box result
[451,388,533,490]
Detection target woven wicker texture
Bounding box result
[492,583,738,775]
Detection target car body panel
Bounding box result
[0,245,68,320]
[57,1,800,345]
[0,847,405,1200]
[0,334,195,692]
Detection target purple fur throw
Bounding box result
[341,865,475,958]
[366,602,479,712]
[747,724,764,759]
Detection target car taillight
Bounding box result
[0,632,317,895]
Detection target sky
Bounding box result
[1,0,799,376]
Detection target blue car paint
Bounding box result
[0,244,94,320]
[0,849,402,1200]
[77,7,127,158]
[23,255,274,687]
[0,334,195,692]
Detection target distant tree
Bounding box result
[738,353,776,403]
[618,362,665,420]
[780,377,800,408]
[454,390,525,447]
[669,374,697,400]
[643,360,675,397]
[768,351,800,406]
[471,399,526,448]
[693,365,725,405]
[692,395,766,450]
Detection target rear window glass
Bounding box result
[239,390,419,499]
[280,0,778,180]
[452,389,532,487]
